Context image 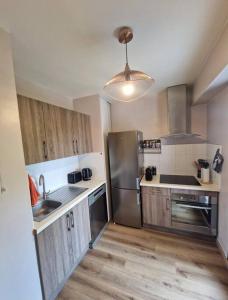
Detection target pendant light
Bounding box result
[104,27,154,102]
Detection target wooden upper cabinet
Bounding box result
[18,95,93,164]
[42,103,65,161]
[17,95,46,165]
[72,111,80,155]
[60,108,75,157]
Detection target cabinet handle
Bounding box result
[137,192,140,205]
[72,139,76,154]
[70,211,74,228]
[76,139,79,154]
[43,141,48,159]
[66,214,71,231]
[0,175,6,194]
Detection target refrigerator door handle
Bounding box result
[137,191,140,206]
[136,177,140,190]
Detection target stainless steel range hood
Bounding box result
[161,84,206,144]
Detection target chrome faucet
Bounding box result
[39,174,49,200]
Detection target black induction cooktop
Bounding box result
[160,175,201,186]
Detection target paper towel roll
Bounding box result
[201,168,209,183]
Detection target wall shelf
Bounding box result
[143,139,161,154]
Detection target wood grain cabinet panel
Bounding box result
[42,103,65,160]
[60,109,75,157]
[18,95,93,163]
[17,95,46,164]
[76,112,93,154]
[70,198,91,264]
[36,198,91,300]
[36,212,72,300]
[142,187,171,228]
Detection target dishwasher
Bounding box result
[88,184,108,248]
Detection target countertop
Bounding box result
[140,175,220,192]
[33,178,106,234]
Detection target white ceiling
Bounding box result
[0,0,227,99]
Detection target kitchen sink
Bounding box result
[47,186,88,204]
[32,200,62,222]
[33,186,88,222]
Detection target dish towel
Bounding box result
[213,149,224,173]
[28,175,40,206]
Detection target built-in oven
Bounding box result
[171,192,218,236]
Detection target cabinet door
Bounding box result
[84,114,93,153]
[72,111,80,155]
[76,112,93,154]
[36,212,73,300]
[142,187,171,227]
[42,103,65,160]
[17,95,46,164]
[70,198,91,264]
[60,109,75,157]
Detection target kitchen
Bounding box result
[0,1,228,300]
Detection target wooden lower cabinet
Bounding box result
[142,187,171,228]
[36,198,91,300]
[70,198,91,264]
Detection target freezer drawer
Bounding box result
[111,187,142,228]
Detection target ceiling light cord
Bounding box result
[125,39,128,64]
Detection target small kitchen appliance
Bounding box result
[145,167,153,181]
[171,191,217,236]
[67,171,82,184]
[82,168,92,181]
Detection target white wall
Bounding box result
[16,76,74,109]
[0,29,42,300]
[111,91,208,139]
[191,104,208,138]
[208,85,228,255]
[193,24,228,103]
[111,91,168,139]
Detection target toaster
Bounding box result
[67,171,82,184]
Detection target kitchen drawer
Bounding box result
[142,186,170,197]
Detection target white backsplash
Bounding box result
[26,156,80,193]
[145,143,213,177]
[26,152,106,193]
[78,152,106,180]
[26,144,222,193]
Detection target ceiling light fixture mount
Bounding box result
[104,26,154,102]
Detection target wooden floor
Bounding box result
[58,223,228,300]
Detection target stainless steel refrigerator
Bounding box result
[108,131,144,228]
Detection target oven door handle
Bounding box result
[175,203,212,210]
